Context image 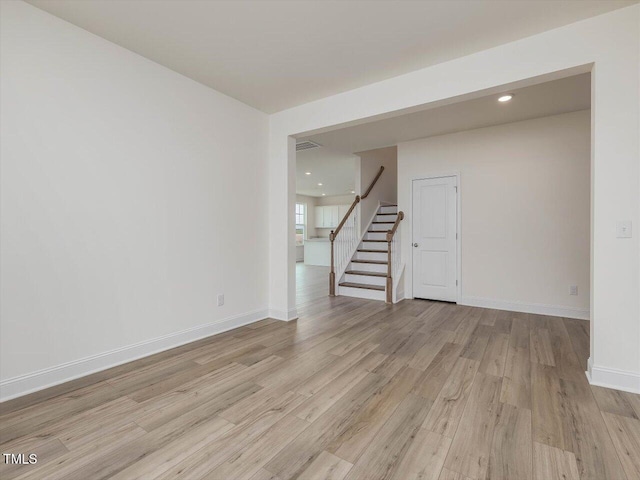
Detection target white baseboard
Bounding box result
[0,308,269,403]
[586,357,640,394]
[269,308,298,322]
[459,296,589,320]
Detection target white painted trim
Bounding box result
[459,295,589,320]
[410,172,461,302]
[393,263,405,304]
[269,308,298,322]
[586,357,640,394]
[0,308,269,402]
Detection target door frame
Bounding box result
[409,172,461,303]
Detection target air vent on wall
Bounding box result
[296,140,321,151]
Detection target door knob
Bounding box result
[413,243,419,247]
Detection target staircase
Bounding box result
[337,204,400,302]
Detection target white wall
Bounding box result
[357,146,398,231]
[269,5,640,392]
[0,1,269,400]
[398,110,590,317]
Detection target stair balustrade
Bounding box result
[329,165,384,296]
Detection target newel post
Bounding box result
[329,230,336,296]
[386,230,393,304]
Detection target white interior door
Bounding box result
[412,176,458,302]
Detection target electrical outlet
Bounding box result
[569,285,578,296]
[217,294,224,306]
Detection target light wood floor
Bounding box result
[2,279,639,479]
[296,262,329,305]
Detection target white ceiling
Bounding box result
[27,0,635,113]
[297,147,357,198]
[303,73,591,154]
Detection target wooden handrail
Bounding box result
[332,196,360,239]
[386,211,404,304]
[361,166,384,199]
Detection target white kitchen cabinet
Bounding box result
[327,206,339,228]
[314,206,325,228]
[314,205,352,229]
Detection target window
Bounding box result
[295,203,305,246]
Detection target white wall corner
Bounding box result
[459,296,589,320]
[0,308,269,403]
[269,308,298,322]
[586,357,640,394]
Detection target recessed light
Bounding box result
[305,172,311,175]
[498,94,513,102]
[317,183,323,186]
[350,190,355,194]
[322,193,326,196]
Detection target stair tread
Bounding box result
[345,270,387,277]
[362,240,387,243]
[358,249,388,253]
[372,221,395,224]
[339,282,385,291]
[351,259,388,264]
[376,213,398,215]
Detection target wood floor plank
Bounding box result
[156,386,305,479]
[204,414,309,480]
[343,393,432,480]
[458,324,491,362]
[531,363,572,451]
[602,411,640,480]
[442,372,503,479]
[295,342,379,397]
[296,451,353,480]
[12,422,147,480]
[529,328,555,366]
[488,402,532,480]
[249,469,282,480]
[438,468,473,480]
[559,378,627,480]
[500,317,532,410]
[478,332,509,377]
[264,373,390,480]
[562,318,590,367]
[533,442,579,480]
[422,357,479,437]
[408,329,454,370]
[412,342,464,401]
[390,428,451,480]
[591,385,640,419]
[328,366,426,463]
[108,416,234,480]
[293,352,385,423]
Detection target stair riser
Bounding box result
[343,273,386,286]
[379,206,398,214]
[355,251,388,262]
[376,214,398,223]
[369,223,395,232]
[338,285,386,301]
[349,262,387,273]
[360,243,388,252]
[365,231,387,241]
